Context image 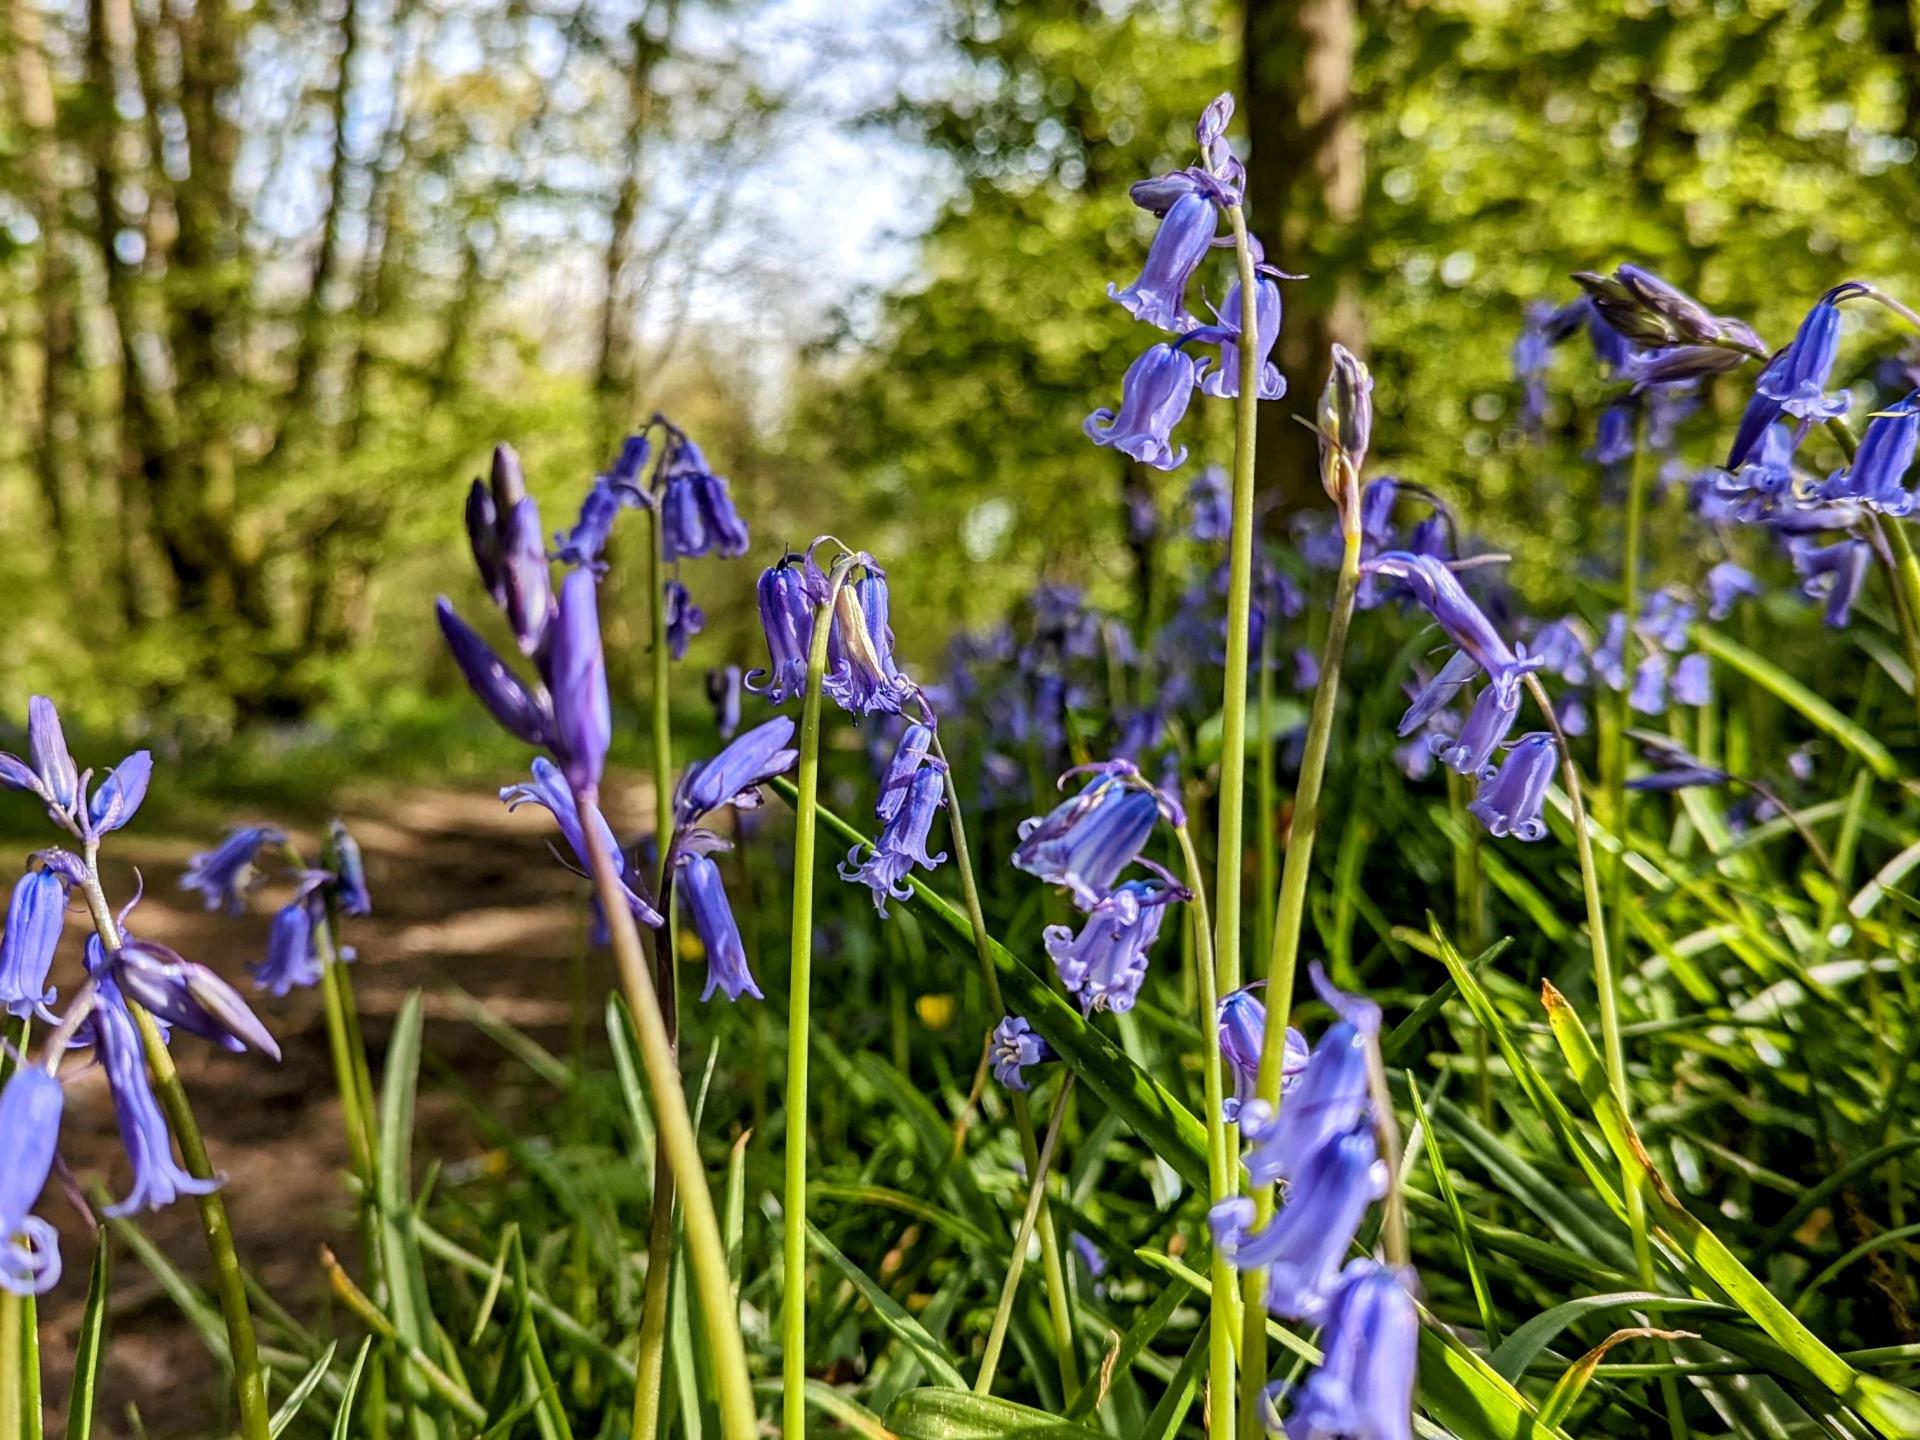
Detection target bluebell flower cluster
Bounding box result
[184,820,373,998]
[1211,967,1418,1437]
[1086,93,1289,473]
[0,697,281,1295]
[751,542,918,718]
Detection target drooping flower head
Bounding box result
[673,717,799,831]
[990,1015,1056,1091]
[552,435,651,571]
[0,1066,64,1296]
[1196,277,1285,401]
[706,665,743,740]
[658,433,750,562]
[0,866,68,1019]
[1277,1260,1419,1440]
[1705,562,1763,621]
[1240,965,1379,1188]
[501,757,664,928]
[1365,552,1541,700]
[1432,681,1522,779]
[325,819,372,917]
[840,766,947,916]
[104,936,282,1059]
[664,579,705,660]
[1107,190,1216,332]
[747,556,816,703]
[88,979,224,1215]
[1044,872,1185,1015]
[1218,987,1309,1122]
[1467,733,1558,841]
[1790,537,1873,627]
[1187,465,1232,542]
[1085,344,1198,472]
[1012,760,1179,911]
[877,723,938,823]
[1822,390,1920,515]
[1757,287,1861,422]
[677,843,762,1002]
[824,555,916,717]
[251,899,323,997]
[181,826,287,915]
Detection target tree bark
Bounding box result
[1243,0,1366,514]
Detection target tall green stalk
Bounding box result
[633,510,681,1440]
[1255,622,1278,969]
[1238,514,1364,1440]
[933,733,1081,1395]
[1604,431,1646,1032]
[974,1074,1075,1395]
[782,555,854,1439]
[74,859,271,1440]
[1171,821,1236,1440]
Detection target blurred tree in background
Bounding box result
[1,0,1916,754]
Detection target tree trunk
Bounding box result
[594,11,672,420]
[1243,0,1366,514]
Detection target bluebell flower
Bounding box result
[1642,590,1696,652]
[1292,647,1320,692]
[1218,987,1308,1122]
[1433,682,1520,778]
[435,600,556,750]
[28,696,78,814]
[107,937,282,1059]
[1085,344,1198,472]
[677,845,762,1001]
[500,496,555,657]
[1188,466,1232,541]
[748,557,816,703]
[825,562,916,717]
[181,825,287,915]
[674,716,798,828]
[1531,620,1590,685]
[0,1066,63,1296]
[85,750,152,839]
[1615,264,1726,344]
[501,757,664,927]
[1240,966,1378,1188]
[89,979,223,1215]
[1277,1260,1419,1440]
[326,819,372,917]
[1317,345,1373,483]
[1726,357,1788,470]
[1627,736,1731,792]
[1823,391,1920,515]
[1589,402,1636,466]
[1013,763,1170,910]
[664,579,704,660]
[991,1015,1056,1091]
[1790,538,1872,627]
[1467,733,1557,841]
[466,478,508,609]
[706,665,742,740]
[552,440,651,569]
[1108,191,1215,332]
[1197,277,1285,400]
[1512,301,1561,428]
[1365,553,1539,700]
[0,868,66,1019]
[1758,291,1853,421]
[544,569,611,796]
[251,900,322,996]
[1585,297,1635,373]
[1211,1124,1386,1321]
[1705,562,1763,621]
[1557,694,1590,737]
[1630,654,1669,716]
[1396,650,1479,740]
[659,436,750,561]
[1592,613,1629,691]
[878,723,937,822]
[839,766,947,915]
[1045,874,1182,1015]
[1673,653,1711,707]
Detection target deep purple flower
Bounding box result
[28,696,78,813]
[1187,466,1231,541]
[1397,650,1479,739]
[1705,562,1763,621]
[108,938,281,1059]
[1013,768,1163,910]
[840,767,946,915]
[0,1066,63,1295]
[85,750,152,838]
[1790,538,1872,627]
[748,559,816,703]
[89,980,223,1215]
[674,716,798,828]
[327,819,372,917]
[1366,553,1539,699]
[659,437,750,561]
[1628,736,1732,792]
[1240,966,1378,1187]
[1615,264,1725,344]
[501,758,664,927]
[0,868,66,1019]
[1218,987,1308,1122]
[1727,360,1788,470]
[1625,344,1746,391]
[665,579,704,660]
[1758,294,1849,421]
[1590,403,1636,466]
[1108,191,1215,332]
[251,901,322,996]
[706,665,742,740]
[1823,391,1920,515]
[1467,733,1557,841]
[991,1015,1056,1091]
[1197,277,1285,400]
[878,723,937,822]
[677,848,761,1001]
[552,445,651,570]
[1044,875,1180,1015]
[1433,682,1520,778]
[181,825,286,915]
[1085,344,1198,472]
[1211,1124,1385,1321]
[1279,1260,1418,1440]
[544,569,611,795]
[500,496,555,657]
[826,565,915,717]
[1629,654,1669,716]
[435,600,556,749]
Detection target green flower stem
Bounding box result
[1256,622,1278,970]
[633,506,681,1440]
[1878,515,1920,721]
[974,1073,1075,1395]
[782,555,855,1440]
[573,788,755,1438]
[0,1017,32,1440]
[75,858,270,1440]
[1170,820,1237,1440]
[1604,432,1647,1035]
[932,731,1080,1396]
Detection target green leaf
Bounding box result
[1062,1275,1189,1420]
[329,1340,371,1440]
[1408,1077,1501,1348]
[268,1341,339,1439]
[1489,1292,1732,1383]
[1537,1328,1695,1429]
[756,1380,896,1439]
[1693,628,1898,779]
[376,990,444,1429]
[806,1220,968,1389]
[1,1290,41,1440]
[883,1388,1107,1439]
[62,1234,111,1440]
[1136,1322,1206,1440]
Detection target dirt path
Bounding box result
[32,772,657,1437]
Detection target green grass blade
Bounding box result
[1408,1077,1502,1347]
[466,1224,517,1347]
[1489,1293,1732,1383]
[1062,1275,1190,1420]
[603,993,657,1169]
[1693,629,1898,779]
[2,1290,40,1440]
[268,1340,339,1439]
[1137,1321,1207,1440]
[62,1233,111,1440]
[806,1220,967,1389]
[882,1388,1106,1439]
[329,1339,372,1440]
[725,1129,751,1290]
[1537,1328,1695,1430]
[376,990,444,1430]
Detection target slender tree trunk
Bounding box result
[594,13,671,419]
[1244,0,1366,514]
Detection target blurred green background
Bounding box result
[1,0,1915,779]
